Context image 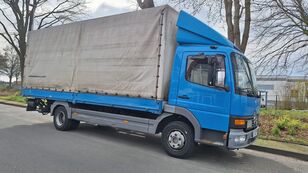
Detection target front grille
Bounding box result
[245,115,259,131]
[252,116,257,127]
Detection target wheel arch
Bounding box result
[50,101,72,118]
[151,105,201,141]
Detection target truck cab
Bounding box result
[164,11,260,152]
[168,45,259,150]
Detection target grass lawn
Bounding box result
[259,108,308,145]
[0,91,26,104]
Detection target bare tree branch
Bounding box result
[252,0,308,74]
[0,8,18,31]
[224,0,235,42]
[240,0,251,52]
[233,0,241,47]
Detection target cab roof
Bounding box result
[176,11,239,51]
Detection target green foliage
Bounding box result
[0,83,7,89]
[260,108,308,120]
[271,127,281,136]
[275,115,303,135]
[261,108,307,144]
[287,119,302,135]
[0,91,26,103]
[276,116,289,130]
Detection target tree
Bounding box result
[14,60,20,84]
[0,46,20,88]
[170,0,251,53]
[0,53,5,70]
[253,0,308,73]
[0,0,87,85]
[137,0,155,9]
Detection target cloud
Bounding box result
[0,39,6,51]
[92,3,135,18]
[87,0,134,10]
[0,76,9,82]
[86,0,136,18]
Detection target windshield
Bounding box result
[231,52,258,97]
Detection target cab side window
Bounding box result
[186,54,226,87]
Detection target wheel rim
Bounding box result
[168,130,185,150]
[55,111,65,127]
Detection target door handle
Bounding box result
[178,95,190,99]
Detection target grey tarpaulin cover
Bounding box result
[24,6,178,100]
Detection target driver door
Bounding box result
[176,51,231,132]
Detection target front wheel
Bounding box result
[53,106,79,131]
[161,121,195,158]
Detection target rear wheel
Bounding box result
[161,121,195,158]
[53,106,79,131]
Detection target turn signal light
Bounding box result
[234,119,245,126]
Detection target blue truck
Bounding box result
[22,6,260,158]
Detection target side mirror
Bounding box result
[257,91,261,98]
[208,57,228,91]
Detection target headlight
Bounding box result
[234,135,246,143]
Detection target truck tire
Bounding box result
[53,106,80,131]
[161,121,195,158]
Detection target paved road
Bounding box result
[0,104,307,173]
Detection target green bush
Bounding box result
[287,119,302,135]
[275,115,302,135]
[276,116,290,130]
[271,127,281,136]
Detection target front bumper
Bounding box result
[228,127,259,149]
